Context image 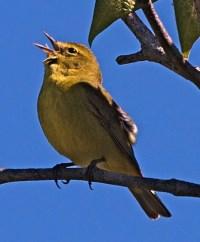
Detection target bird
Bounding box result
[35,32,171,219]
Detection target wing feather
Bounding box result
[76,82,141,174]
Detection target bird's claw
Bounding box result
[85,157,105,190]
[53,162,74,189]
[61,180,70,185]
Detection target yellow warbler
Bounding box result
[35,33,171,219]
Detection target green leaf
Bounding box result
[88,0,136,46]
[173,0,200,58]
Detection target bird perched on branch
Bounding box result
[35,33,171,219]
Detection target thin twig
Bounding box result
[118,4,200,88]
[142,0,178,58]
[142,0,200,85]
[0,167,200,197]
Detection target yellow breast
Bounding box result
[38,80,138,175]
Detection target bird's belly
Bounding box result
[38,86,136,175]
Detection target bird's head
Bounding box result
[35,32,102,85]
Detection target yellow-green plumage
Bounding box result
[36,36,171,219]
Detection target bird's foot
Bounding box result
[86,157,105,190]
[53,162,75,189]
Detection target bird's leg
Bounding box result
[86,157,106,190]
[53,162,75,189]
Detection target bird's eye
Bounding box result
[67,47,78,55]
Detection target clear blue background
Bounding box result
[1,1,200,241]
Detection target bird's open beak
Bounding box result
[34,32,59,64]
[34,32,59,53]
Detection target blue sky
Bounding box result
[1,1,200,242]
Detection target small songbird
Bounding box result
[35,33,171,219]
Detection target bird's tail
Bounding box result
[129,187,171,219]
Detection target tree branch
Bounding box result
[117,2,200,88]
[1,167,200,197]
